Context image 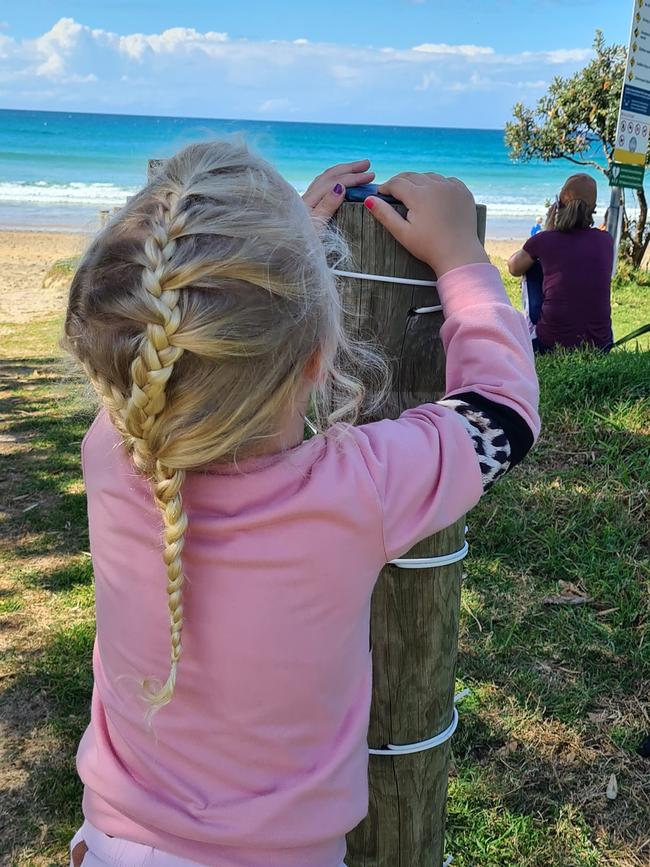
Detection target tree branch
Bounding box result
[562,155,607,174]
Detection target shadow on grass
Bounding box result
[1,355,95,564]
[19,557,94,592]
[446,696,648,866]
[0,622,93,858]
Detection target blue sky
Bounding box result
[0,0,633,127]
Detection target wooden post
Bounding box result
[148,159,164,180]
[337,201,486,867]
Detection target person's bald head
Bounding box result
[559,174,597,212]
[550,174,598,232]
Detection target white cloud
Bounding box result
[330,63,364,85]
[258,97,294,113]
[500,47,593,67]
[413,43,495,57]
[0,18,593,127]
[415,72,439,92]
[119,26,228,61]
[450,74,549,93]
[0,33,13,60]
[545,48,593,64]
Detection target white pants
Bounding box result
[70,820,347,866]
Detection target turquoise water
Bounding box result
[0,108,610,237]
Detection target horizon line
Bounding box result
[0,105,505,134]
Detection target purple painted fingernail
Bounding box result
[333,183,344,195]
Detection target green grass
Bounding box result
[1,263,649,866]
[42,256,80,287]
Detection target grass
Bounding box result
[448,347,650,866]
[42,257,79,289]
[0,258,649,866]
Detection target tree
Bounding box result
[505,31,649,268]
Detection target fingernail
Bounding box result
[333,183,344,195]
[364,197,375,210]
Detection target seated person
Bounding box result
[508,174,614,354]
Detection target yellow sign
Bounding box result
[614,147,646,165]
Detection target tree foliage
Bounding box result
[505,32,649,267]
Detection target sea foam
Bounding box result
[0,181,136,206]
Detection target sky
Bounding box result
[0,0,634,128]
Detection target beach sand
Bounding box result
[0,230,522,323]
[0,230,87,323]
[485,239,521,261]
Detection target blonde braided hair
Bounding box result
[63,139,387,714]
[123,192,189,710]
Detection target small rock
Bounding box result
[606,773,618,800]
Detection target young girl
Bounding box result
[64,141,539,867]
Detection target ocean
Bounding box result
[0,108,612,238]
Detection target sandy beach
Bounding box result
[0,230,87,323]
[485,239,522,260]
[0,230,522,323]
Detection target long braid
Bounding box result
[122,190,190,711]
[144,460,187,710]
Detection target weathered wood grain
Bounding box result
[147,159,164,180]
[339,201,486,867]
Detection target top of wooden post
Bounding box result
[335,200,486,417]
[148,159,165,181]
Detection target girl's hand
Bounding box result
[365,172,489,277]
[303,159,375,223]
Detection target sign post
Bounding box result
[611,0,650,194]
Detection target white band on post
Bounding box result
[368,690,470,757]
[390,540,469,569]
[369,707,458,756]
[333,268,438,288]
[413,305,443,314]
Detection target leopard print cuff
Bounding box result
[438,398,512,490]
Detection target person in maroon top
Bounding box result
[508,174,614,354]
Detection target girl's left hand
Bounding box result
[303,159,375,223]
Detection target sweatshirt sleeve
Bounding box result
[353,262,540,561]
[438,262,540,441]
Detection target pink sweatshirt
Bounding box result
[77,263,539,867]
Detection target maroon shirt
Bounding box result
[524,228,614,350]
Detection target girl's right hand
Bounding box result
[365,172,489,277]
